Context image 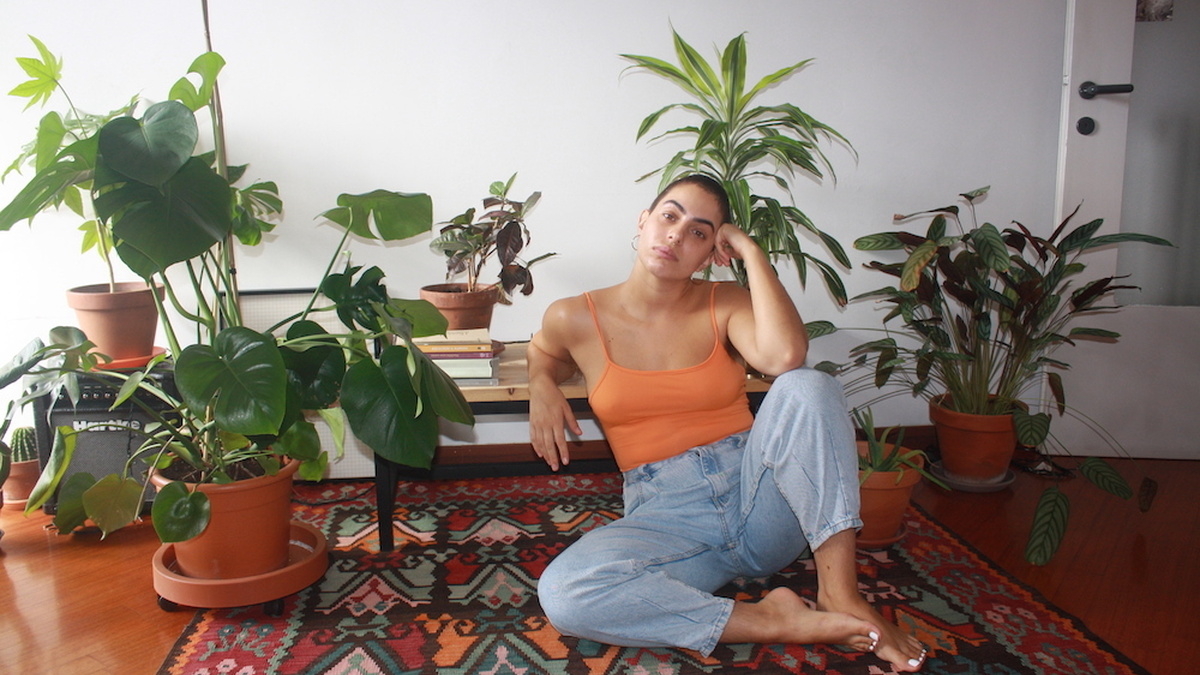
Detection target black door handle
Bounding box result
[1079,81,1134,99]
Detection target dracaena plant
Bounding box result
[622,30,853,302]
[9,44,473,545]
[429,173,555,303]
[836,186,1171,564]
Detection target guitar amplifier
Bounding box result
[32,366,176,514]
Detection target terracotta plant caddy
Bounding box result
[65,282,164,361]
[856,441,924,548]
[149,459,328,614]
[928,395,1018,492]
[419,283,499,331]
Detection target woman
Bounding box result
[527,175,927,671]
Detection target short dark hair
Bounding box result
[649,174,732,225]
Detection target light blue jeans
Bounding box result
[537,368,861,656]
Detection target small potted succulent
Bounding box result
[853,408,945,547]
[423,173,555,329]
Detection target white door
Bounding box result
[1052,0,1199,460]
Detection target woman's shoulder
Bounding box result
[542,287,612,340]
[711,279,751,304]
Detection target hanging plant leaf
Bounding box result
[1079,457,1133,500]
[81,474,145,538]
[1137,477,1158,513]
[1025,485,1070,566]
[1013,408,1051,447]
[24,426,77,515]
[1046,371,1066,415]
[151,480,211,543]
[50,471,95,534]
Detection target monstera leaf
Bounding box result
[93,100,232,277]
[97,100,197,186]
[174,327,287,437]
[339,345,441,469]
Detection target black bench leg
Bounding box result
[374,454,402,552]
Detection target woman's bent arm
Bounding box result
[528,317,583,471]
[713,225,808,375]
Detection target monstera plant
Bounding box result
[15,51,473,547]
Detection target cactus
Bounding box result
[9,426,37,464]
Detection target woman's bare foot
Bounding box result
[817,589,927,671]
[721,587,880,651]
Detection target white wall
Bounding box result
[0,1,1069,434]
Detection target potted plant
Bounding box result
[854,408,946,548]
[0,36,164,361]
[424,173,555,330]
[845,186,1171,563]
[622,30,853,301]
[1,426,39,510]
[4,30,473,606]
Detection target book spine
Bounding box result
[424,351,495,359]
[416,344,493,353]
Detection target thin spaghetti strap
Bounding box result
[708,282,721,349]
[584,292,613,362]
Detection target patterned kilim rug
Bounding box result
[158,473,1149,675]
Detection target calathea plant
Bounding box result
[622,30,853,301]
[839,186,1171,564]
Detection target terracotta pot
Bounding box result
[66,282,163,361]
[928,394,1016,484]
[2,459,40,510]
[857,441,922,547]
[150,459,299,580]
[419,283,499,331]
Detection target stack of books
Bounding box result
[413,328,500,386]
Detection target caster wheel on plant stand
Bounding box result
[157,595,183,612]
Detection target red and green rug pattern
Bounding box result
[158,474,1149,675]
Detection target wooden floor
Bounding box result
[1,458,1194,674]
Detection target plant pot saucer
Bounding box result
[857,523,908,549]
[930,461,1016,493]
[95,346,166,371]
[152,520,328,611]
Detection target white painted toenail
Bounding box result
[909,658,923,667]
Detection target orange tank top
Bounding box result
[586,284,754,471]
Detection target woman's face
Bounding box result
[636,182,723,276]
